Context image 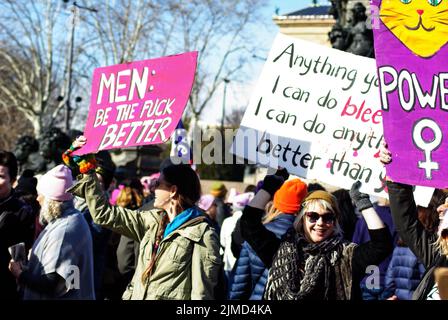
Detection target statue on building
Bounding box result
[39,127,72,170]
[346,2,374,57]
[328,23,348,51]
[15,127,74,175]
[328,1,374,58]
[329,0,348,25]
[14,135,47,174]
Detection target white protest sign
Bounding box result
[232,33,433,205]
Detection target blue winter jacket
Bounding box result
[229,214,295,300]
[384,246,425,300]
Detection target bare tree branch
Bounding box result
[0,0,73,137]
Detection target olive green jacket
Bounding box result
[68,173,222,300]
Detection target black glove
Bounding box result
[261,170,287,197]
[349,181,373,211]
[275,168,289,182]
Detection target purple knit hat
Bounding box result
[198,194,216,211]
[232,192,254,210]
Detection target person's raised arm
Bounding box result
[350,180,393,277]
[350,181,385,230]
[240,169,288,268]
[64,136,158,241]
[380,142,439,267]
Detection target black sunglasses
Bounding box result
[305,211,336,224]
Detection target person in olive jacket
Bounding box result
[64,136,222,300]
[380,143,448,300]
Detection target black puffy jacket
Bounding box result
[387,181,448,300]
[0,193,35,299]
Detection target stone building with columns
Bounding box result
[272,0,371,46]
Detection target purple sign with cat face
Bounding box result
[372,0,448,188]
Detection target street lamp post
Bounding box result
[61,1,97,132]
[221,78,230,132]
[64,4,76,132]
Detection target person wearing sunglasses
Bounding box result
[380,142,448,300]
[230,179,307,300]
[241,169,393,300]
[59,136,222,300]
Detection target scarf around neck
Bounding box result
[163,206,203,239]
[264,228,353,300]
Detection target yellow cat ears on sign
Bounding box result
[380,0,448,58]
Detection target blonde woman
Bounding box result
[241,170,393,300]
[230,179,307,300]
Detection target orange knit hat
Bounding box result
[273,179,308,214]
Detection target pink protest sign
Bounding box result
[372,0,448,188]
[74,51,198,155]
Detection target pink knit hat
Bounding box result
[232,192,254,210]
[198,194,216,211]
[140,176,151,192]
[226,188,239,204]
[109,185,124,206]
[36,165,74,201]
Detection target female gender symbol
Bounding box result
[412,118,442,180]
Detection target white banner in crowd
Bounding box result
[232,33,433,206]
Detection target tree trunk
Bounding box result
[187,113,199,145]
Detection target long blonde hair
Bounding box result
[116,186,143,209]
[262,205,284,224]
[435,237,448,256]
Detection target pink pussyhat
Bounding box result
[226,188,239,204]
[140,176,151,192]
[36,165,74,201]
[232,192,255,211]
[109,185,125,206]
[198,194,215,211]
[140,173,161,193]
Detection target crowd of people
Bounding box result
[0,137,447,300]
